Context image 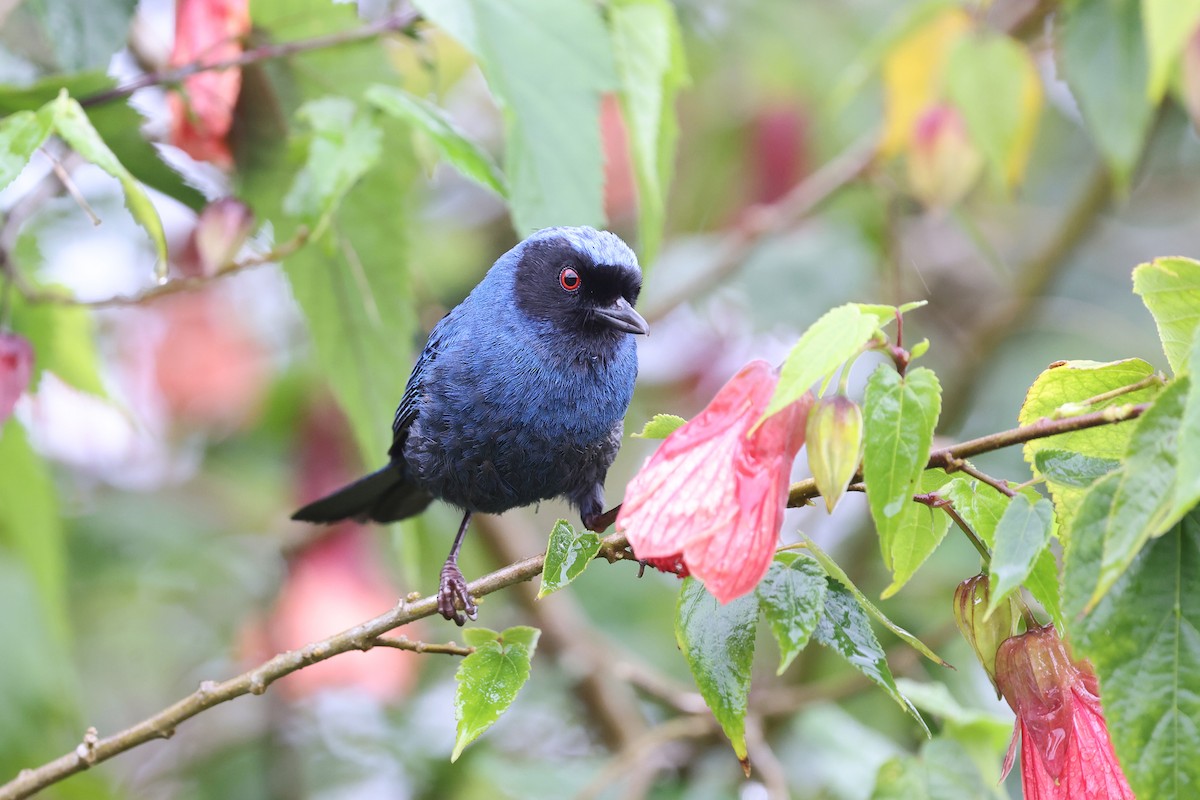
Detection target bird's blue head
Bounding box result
[503,226,649,339]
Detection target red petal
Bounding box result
[0,333,34,424]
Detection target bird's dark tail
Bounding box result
[291,465,434,524]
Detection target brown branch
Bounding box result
[370,635,473,657]
[927,453,1016,498]
[79,11,421,109]
[10,228,309,308]
[0,531,627,800]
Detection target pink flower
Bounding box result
[0,332,34,425]
[995,625,1135,800]
[167,0,251,167]
[616,360,812,603]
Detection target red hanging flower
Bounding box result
[994,624,1135,800]
[167,0,251,167]
[617,360,812,603]
[0,332,34,426]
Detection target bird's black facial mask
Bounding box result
[513,238,648,336]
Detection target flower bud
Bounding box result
[1184,26,1200,134]
[906,103,984,208]
[178,198,254,278]
[805,395,863,512]
[953,574,1017,691]
[0,332,34,424]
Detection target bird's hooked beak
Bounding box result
[593,297,650,335]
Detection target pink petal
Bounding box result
[0,332,34,425]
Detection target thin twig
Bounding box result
[914,493,991,565]
[79,12,421,109]
[0,531,628,800]
[369,635,473,657]
[39,150,100,226]
[12,228,309,308]
[928,453,1016,498]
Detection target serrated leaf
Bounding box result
[803,536,950,667]
[610,0,687,265]
[944,32,1042,188]
[1069,509,1200,800]
[676,577,758,761]
[815,579,929,735]
[863,365,942,572]
[452,625,541,761]
[415,0,616,235]
[44,91,169,274]
[1089,377,1188,610]
[631,413,686,439]
[0,420,69,646]
[1033,449,1121,488]
[365,85,507,197]
[1060,0,1153,189]
[1143,0,1200,101]
[537,520,601,598]
[1133,256,1200,375]
[986,494,1054,616]
[1175,327,1200,520]
[755,552,827,674]
[283,97,383,228]
[763,303,894,421]
[1020,358,1161,520]
[0,110,53,191]
[881,469,954,598]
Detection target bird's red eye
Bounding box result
[559,267,581,292]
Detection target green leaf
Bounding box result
[1020,358,1161,520]
[0,421,70,646]
[1062,472,1120,624]
[881,469,954,598]
[815,579,929,735]
[10,294,105,397]
[755,552,827,674]
[631,413,686,439]
[894,678,1012,776]
[1060,0,1153,189]
[452,625,541,761]
[537,520,601,598]
[1133,256,1200,375]
[676,577,758,762]
[1175,327,1200,520]
[986,494,1054,616]
[1070,509,1200,800]
[414,0,617,235]
[609,0,688,265]
[284,97,384,228]
[803,536,950,667]
[944,32,1042,188]
[1033,449,1121,488]
[365,85,507,197]
[1143,0,1200,101]
[763,303,894,421]
[45,91,170,275]
[27,0,136,72]
[0,110,53,191]
[863,365,942,571]
[1088,377,1188,610]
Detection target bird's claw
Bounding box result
[438,563,477,626]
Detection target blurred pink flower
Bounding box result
[0,332,34,425]
[167,0,251,167]
[995,624,1135,800]
[617,360,811,602]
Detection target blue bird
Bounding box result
[292,226,648,624]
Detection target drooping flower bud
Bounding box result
[953,574,1016,690]
[906,103,984,208]
[805,395,863,512]
[1183,26,1200,134]
[994,624,1134,798]
[0,332,34,425]
[177,198,255,278]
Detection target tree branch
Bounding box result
[79,11,421,109]
[0,532,628,800]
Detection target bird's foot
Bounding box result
[438,562,477,626]
[582,506,618,533]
